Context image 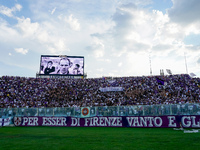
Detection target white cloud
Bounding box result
[111,3,159,52]
[118,62,122,67]
[0,5,14,17]
[1,1,200,78]
[96,68,104,72]
[14,48,28,55]
[15,4,22,11]
[0,4,22,18]
[51,7,56,15]
[108,1,199,59]
[94,49,104,58]
[14,17,70,54]
[16,17,39,37]
[168,0,200,25]
[87,1,200,77]
[63,14,80,31]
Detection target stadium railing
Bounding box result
[1,103,200,118]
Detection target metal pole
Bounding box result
[149,53,152,75]
[184,52,188,74]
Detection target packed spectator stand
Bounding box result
[0,74,200,109]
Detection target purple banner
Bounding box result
[13,116,200,128]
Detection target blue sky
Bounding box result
[0,0,200,78]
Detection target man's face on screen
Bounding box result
[59,59,70,74]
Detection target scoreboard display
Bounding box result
[39,55,84,76]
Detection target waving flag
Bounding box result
[189,73,196,77]
[156,77,165,85]
[166,69,172,75]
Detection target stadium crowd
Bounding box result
[0,74,200,108]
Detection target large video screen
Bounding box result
[39,55,84,76]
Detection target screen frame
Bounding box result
[39,55,84,76]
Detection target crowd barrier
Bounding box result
[1,103,200,127]
[1,103,200,118]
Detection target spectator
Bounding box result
[0,74,200,108]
